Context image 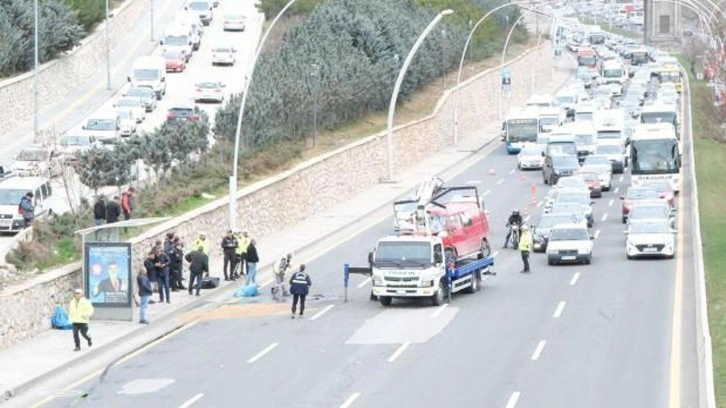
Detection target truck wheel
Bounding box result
[432,281,445,306]
[379,296,392,306]
[478,239,491,259]
[463,271,480,294]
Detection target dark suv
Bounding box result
[543,154,581,185]
[166,103,201,122]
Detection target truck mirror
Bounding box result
[367,251,373,264]
[434,253,443,264]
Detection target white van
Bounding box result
[128,56,167,100]
[0,176,55,233]
[169,17,202,50]
[161,26,194,59]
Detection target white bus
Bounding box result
[601,59,627,85]
[640,103,679,137]
[503,107,539,154]
[594,108,626,146]
[629,123,681,192]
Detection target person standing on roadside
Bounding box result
[185,246,209,296]
[234,231,250,277]
[121,187,135,221]
[105,196,122,242]
[289,264,311,319]
[18,192,34,229]
[155,247,171,303]
[137,267,153,324]
[191,232,210,255]
[221,229,238,281]
[93,195,106,241]
[245,239,259,285]
[518,225,533,274]
[69,288,94,351]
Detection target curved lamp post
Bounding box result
[228,0,298,230]
[384,9,454,181]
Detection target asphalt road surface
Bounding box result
[37,92,700,407]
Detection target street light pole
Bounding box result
[150,0,155,42]
[384,9,454,182]
[311,64,319,147]
[105,0,111,90]
[228,0,298,230]
[32,0,39,145]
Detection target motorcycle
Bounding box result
[508,224,520,249]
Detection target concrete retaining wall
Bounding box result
[0,43,559,351]
[0,0,148,137]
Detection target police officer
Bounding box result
[518,225,533,273]
[289,264,312,319]
[221,229,238,281]
[503,209,524,248]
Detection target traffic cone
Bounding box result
[530,183,537,196]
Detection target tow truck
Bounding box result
[344,179,496,306]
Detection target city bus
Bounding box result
[640,103,679,137]
[630,47,649,65]
[503,107,539,154]
[658,57,683,93]
[629,123,681,193]
[577,47,598,68]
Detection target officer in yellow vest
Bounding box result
[69,288,94,351]
[518,225,533,273]
[235,231,251,276]
[191,232,211,255]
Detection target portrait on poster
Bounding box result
[84,242,132,307]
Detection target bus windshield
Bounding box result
[579,56,596,66]
[507,119,538,143]
[603,68,623,78]
[631,139,680,174]
[631,52,648,65]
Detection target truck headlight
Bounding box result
[372,276,383,286]
[421,280,434,288]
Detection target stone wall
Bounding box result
[0,265,81,351]
[0,0,150,137]
[0,43,565,351]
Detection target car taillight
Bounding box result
[196,88,202,92]
[167,113,175,119]
[191,114,199,120]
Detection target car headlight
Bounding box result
[577,247,590,254]
[547,249,557,255]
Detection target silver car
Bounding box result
[123,87,157,112]
[114,97,146,123]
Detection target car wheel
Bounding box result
[543,173,549,184]
[478,239,491,259]
[622,216,627,224]
[584,256,591,265]
[627,254,633,260]
[379,296,392,307]
[547,258,554,266]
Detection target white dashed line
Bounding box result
[619,175,624,182]
[340,393,361,408]
[178,393,204,408]
[569,272,581,286]
[493,250,500,258]
[388,341,412,363]
[310,305,335,321]
[614,186,619,194]
[594,229,601,239]
[482,190,491,197]
[553,301,566,318]
[531,340,547,360]
[601,213,608,222]
[509,168,515,174]
[608,199,614,207]
[497,179,504,185]
[247,343,279,364]
[505,392,521,408]
[466,180,482,185]
[357,277,371,289]
[431,304,449,318]
[537,201,543,207]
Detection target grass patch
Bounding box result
[5,37,539,274]
[684,55,726,403]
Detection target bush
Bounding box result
[62,0,105,33]
[256,0,328,18]
[0,0,83,76]
[216,0,526,152]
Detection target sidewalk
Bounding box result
[0,54,575,403]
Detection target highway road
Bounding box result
[0,0,263,246]
[34,91,700,407]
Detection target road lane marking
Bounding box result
[669,164,687,408]
[505,392,521,408]
[618,175,624,182]
[601,213,608,222]
[431,304,449,318]
[614,187,619,194]
[310,305,335,321]
[594,229,601,239]
[357,277,371,288]
[493,250,500,258]
[509,168,515,174]
[340,393,361,408]
[178,393,204,408]
[247,343,279,364]
[497,178,504,185]
[387,341,412,363]
[482,189,491,197]
[553,301,566,318]
[608,199,614,207]
[537,201,543,207]
[531,340,547,360]
[466,180,482,185]
[569,272,580,286]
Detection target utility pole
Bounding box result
[150,0,155,42]
[105,0,111,90]
[33,0,39,145]
[311,64,319,147]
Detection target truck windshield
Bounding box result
[375,242,431,263]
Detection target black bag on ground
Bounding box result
[201,276,220,289]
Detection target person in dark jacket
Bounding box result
[105,196,122,242]
[92,195,106,241]
[137,267,153,324]
[143,251,158,303]
[289,264,312,319]
[221,229,238,281]
[185,246,209,296]
[245,239,259,285]
[167,235,186,291]
[18,192,34,228]
[155,248,171,303]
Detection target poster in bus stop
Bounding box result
[501,69,512,96]
[84,242,132,307]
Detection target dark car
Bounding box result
[166,102,201,122]
[543,154,581,185]
[532,212,584,252]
